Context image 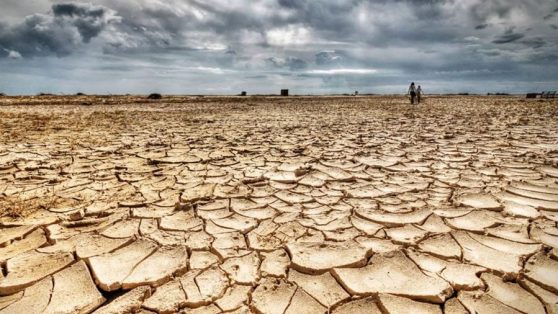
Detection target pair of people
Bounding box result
[408,82,423,104]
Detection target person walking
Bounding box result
[417,85,423,104]
[408,82,417,104]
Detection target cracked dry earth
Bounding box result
[0,95,557,314]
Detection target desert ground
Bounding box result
[0,95,557,314]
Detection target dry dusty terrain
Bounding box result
[0,95,557,314]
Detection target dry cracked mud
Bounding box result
[0,95,557,313]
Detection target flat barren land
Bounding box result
[0,95,558,314]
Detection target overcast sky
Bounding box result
[1,0,557,95]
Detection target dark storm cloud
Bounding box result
[52,3,112,42]
[0,0,557,94]
[0,0,547,56]
[492,33,525,44]
[492,28,526,44]
[543,8,558,19]
[521,37,545,49]
[0,2,118,57]
[277,0,301,9]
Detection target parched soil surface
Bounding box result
[0,95,557,313]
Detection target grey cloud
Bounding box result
[53,3,107,18]
[482,51,501,57]
[492,29,525,44]
[266,57,308,71]
[245,75,267,79]
[469,0,514,23]
[277,0,301,9]
[274,1,362,40]
[526,53,558,67]
[287,58,308,70]
[543,8,558,19]
[315,51,345,66]
[539,54,558,63]
[0,0,557,95]
[0,47,9,58]
[99,4,184,52]
[0,2,118,57]
[521,37,545,48]
[52,3,115,42]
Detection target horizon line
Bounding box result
[0,92,538,97]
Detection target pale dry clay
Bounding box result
[0,95,557,313]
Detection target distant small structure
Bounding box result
[526,93,538,99]
[240,91,247,96]
[281,89,289,96]
[354,91,359,96]
[147,93,162,100]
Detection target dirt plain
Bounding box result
[0,95,557,314]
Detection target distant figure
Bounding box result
[417,85,423,104]
[408,82,417,104]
